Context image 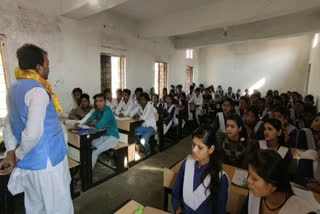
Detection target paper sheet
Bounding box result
[115,116,132,121]
[64,120,79,125]
[232,169,249,188]
[292,186,320,212]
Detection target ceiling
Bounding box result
[110,0,213,22]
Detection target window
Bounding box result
[154,62,168,96]
[0,36,8,142]
[186,49,193,59]
[185,66,193,91]
[101,54,126,98]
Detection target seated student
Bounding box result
[280,93,291,109]
[236,96,249,120]
[152,94,163,112]
[187,85,195,101]
[189,88,203,125]
[115,88,122,107]
[242,150,315,214]
[133,87,143,105]
[172,126,229,214]
[235,89,242,101]
[244,106,265,141]
[293,100,305,129]
[216,85,224,96]
[244,89,250,98]
[134,93,157,155]
[250,94,259,106]
[225,86,236,100]
[163,95,177,135]
[199,84,205,95]
[68,93,93,120]
[213,98,234,136]
[149,87,155,101]
[72,87,82,108]
[219,114,249,169]
[273,89,279,96]
[257,98,269,121]
[176,92,189,127]
[176,84,183,97]
[202,88,213,114]
[161,87,168,103]
[294,150,320,193]
[302,104,317,129]
[103,88,118,113]
[305,94,315,106]
[115,89,136,117]
[256,119,292,170]
[169,89,179,104]
[296,113,320,150]
[85,94,119,168]
[272,106,297,147]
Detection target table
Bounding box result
[115,200,170,214]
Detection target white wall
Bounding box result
[308,33,320,110]
[0,0,196,113]
[198,35,312,95]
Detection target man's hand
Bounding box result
[0,150,16,175]
[119,113,124,118]
[90,120,98,126]
[175,207,183,214]
[133,115,140,120]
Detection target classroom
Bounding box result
[1,0,320,214]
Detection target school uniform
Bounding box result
[135,101,157,154]
[296,128,320,151]
[235,106,246,121]
[172,156,229,214]
[4,80,73,214]
[285,123,298,147]
[243,191,315,214]
[251,121,265,141]
[295,150,320,187]
[258,140,292,170]
[163,104,177,135]
[259,109,269,121]
[189,94,203,125]
[106,98,118,113]
[213,112,227,134]
[220,137,248,168]
[178,100,189,124]
[225,92,236,100]
[114,99,136,117]
[86,106,119,168]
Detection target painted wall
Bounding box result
[308,33,320,110]
[198,35,312,95]
[0,0,196,113]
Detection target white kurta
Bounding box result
[4,87,73,214]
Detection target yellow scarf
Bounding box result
[14,67,63,113]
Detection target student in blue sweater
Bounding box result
[86,93,120,168]
[172,126,229,214]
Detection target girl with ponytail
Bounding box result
[172,126,229,214]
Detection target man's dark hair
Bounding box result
[80,93,90,102]
[103,88,111,94]
[305,94,314,102]
[93,93,105,100]
[140,92,150,101]
[123,89,131,96]
[72,88,82,95]
[135,87,143,94]
[16,44,47,70]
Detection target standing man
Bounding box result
[0,44,73,213]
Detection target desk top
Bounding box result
[115,200,169,214]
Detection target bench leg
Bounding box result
[163,187,170,212]
[114,147,128,172]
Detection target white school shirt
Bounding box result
[106,98,118,113]
[115,99,136,116]
[189,94,203,108]
[139,101,157,131]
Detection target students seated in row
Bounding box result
[172,126,229,214]
[103,88,118,113]
[85,94,119,168]
[163,95,177,135]
[296,113,320,150]
[219,114,249,169]
[72,87,82,108]
[256,119,292,170]
[189,88,203,125]
[272,106,297,147]
[134,93,157,155]
[115,89,136,117]
[68,93,93,120]
[242,150,315,214]
[245,106,265,142]
[213,98,234,135]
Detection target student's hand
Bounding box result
[133,115,140,120]
[90,120,98,126]
[175,207,183,214]
[0,150,16,175]
[119,113,124,118]
[74,123,80,129]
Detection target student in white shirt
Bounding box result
[71,87,82,109]
[189,88,203,125]
[187,85,195,101]
[134,93,157,155]
[133,87,143,105]
[103,88,118,113]
[115,89,136,117]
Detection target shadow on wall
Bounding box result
[249,78,266,95]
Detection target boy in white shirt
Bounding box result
[134,93,157,155]
[189,88,203,125]
[103,88,118,113]
[115,89,136,117]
